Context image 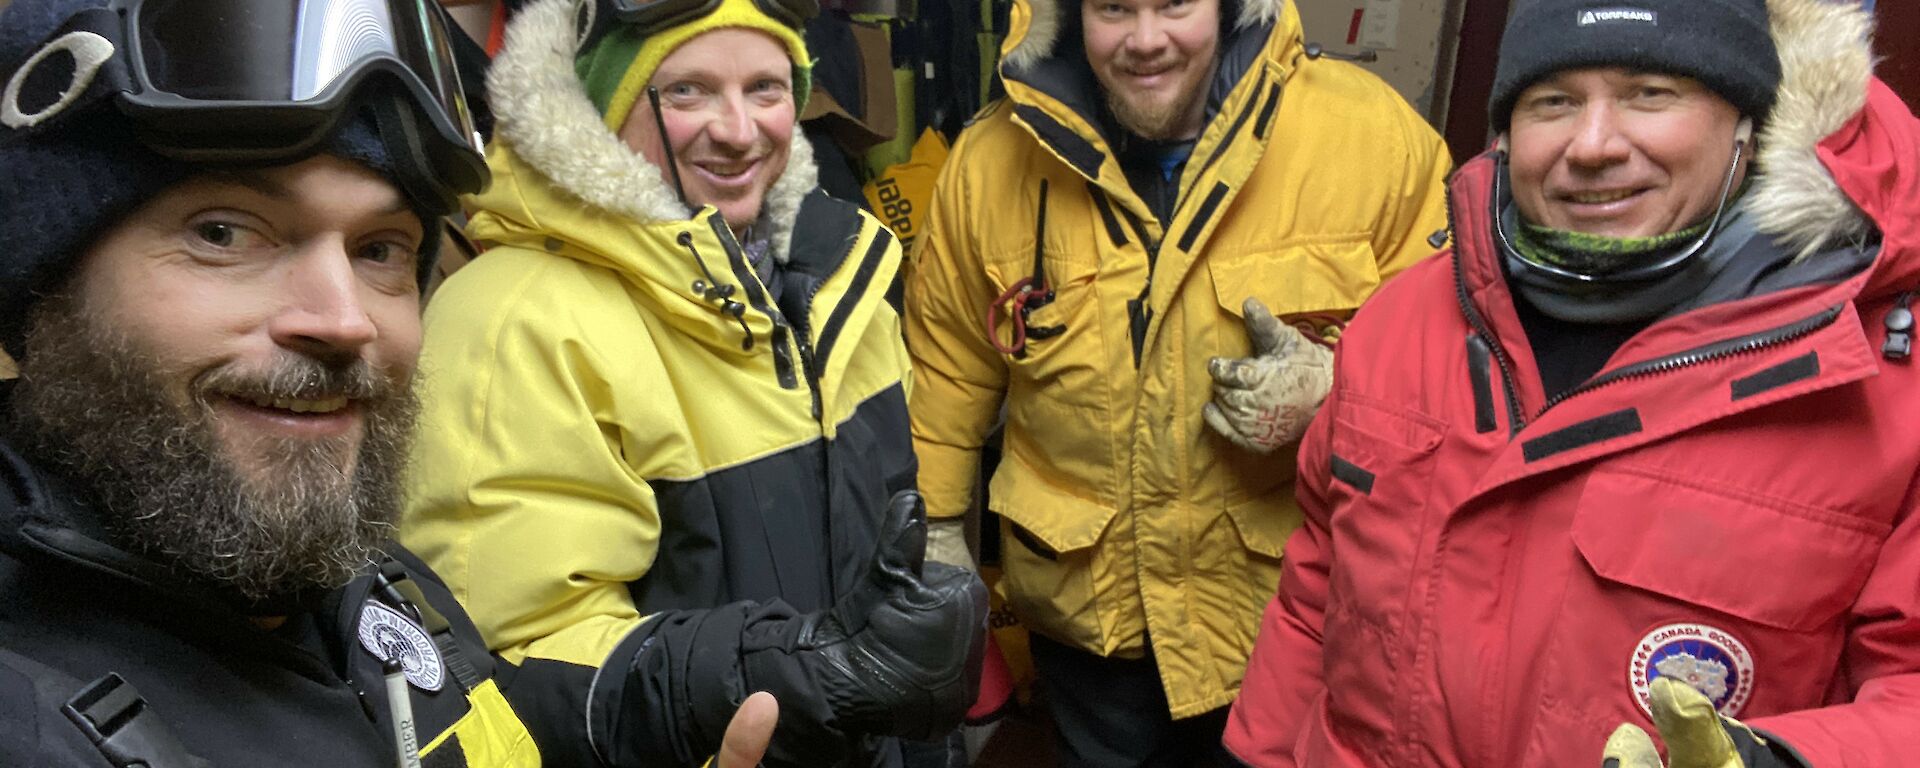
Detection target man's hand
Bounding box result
[1204,297,1334,453]
[1602,678,1801,768]
[717,692,778,768]
[784,492,988,741]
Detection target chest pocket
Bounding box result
[985,244,1101,407]
[1322,392,1446,635]
[1542,466,1888,720]
[1569,467,1885,633]
[1207,239,1380,342]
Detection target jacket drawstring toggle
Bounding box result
[677,231,755,350]
[1884,291,1914,360]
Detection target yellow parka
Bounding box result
[904,0,1451,718]
[404,1,912,761]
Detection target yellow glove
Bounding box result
[1204,298,1334,454]
[1602,677,1798,768]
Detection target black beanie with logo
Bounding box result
[1489,0,1780,131]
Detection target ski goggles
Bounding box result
[0,0,488,213]
[607,0,819,34]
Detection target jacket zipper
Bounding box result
[710,218,809,399]
[1163,69,1267,221]
[1536,304,1844,415]
[1449,190,1528,434]
[1119,70,1269,369]
[794,283,825,422]
[1129,238,1158,368]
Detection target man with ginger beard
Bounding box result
[902,0,1451,764]
[0,0,782,765]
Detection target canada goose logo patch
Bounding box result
[1630,623,1754,718]
[358,602,445,692]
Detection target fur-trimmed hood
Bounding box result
[477,0,818,263]
[1745,0,1879,260]
[1001,0,1282,72]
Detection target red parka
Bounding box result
[1223,1,1920,765]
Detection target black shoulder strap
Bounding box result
[61,672,210,768]
[373,559,486,693]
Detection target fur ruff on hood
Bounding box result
[484,0,819,263]
[1002,0,1280,72]
[1748,0,1876,260]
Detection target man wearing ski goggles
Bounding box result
[0,0,778,765]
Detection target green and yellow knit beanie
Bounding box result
[575,0,814,133]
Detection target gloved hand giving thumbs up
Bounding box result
[1601,677,1806,768]
[592,491,988,768]
[1204,297,1334,454]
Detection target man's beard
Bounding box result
[1102,57,1216,141]
[5,295,418,608]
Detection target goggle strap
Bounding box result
[370,93,459,216]
[608,0,815,34]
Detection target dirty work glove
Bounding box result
[1204,297,1334,453]
[925,518,976,571]
[592,491,989,768]
[1602,677,1805,768]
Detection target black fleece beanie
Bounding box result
[1489,0,1780,131]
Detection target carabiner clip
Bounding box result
[987,277,1055,356]
[985,179,1067,358]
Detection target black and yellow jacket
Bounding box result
[402,0,913,764]
[905,0,1452,718]
[0,438,539,767]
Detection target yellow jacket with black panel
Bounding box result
[904,0,1451,718]
[402,0,916,764]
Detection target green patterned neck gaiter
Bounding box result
[1509,219,1712,277]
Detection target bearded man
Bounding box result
[0,0,779,765]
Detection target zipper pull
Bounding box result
[1128,277,1153,367]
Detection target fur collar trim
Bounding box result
[485,0,818,262]
[1748,0,1875,259]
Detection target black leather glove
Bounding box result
[590,491,988,768]
[741,490,987,744]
